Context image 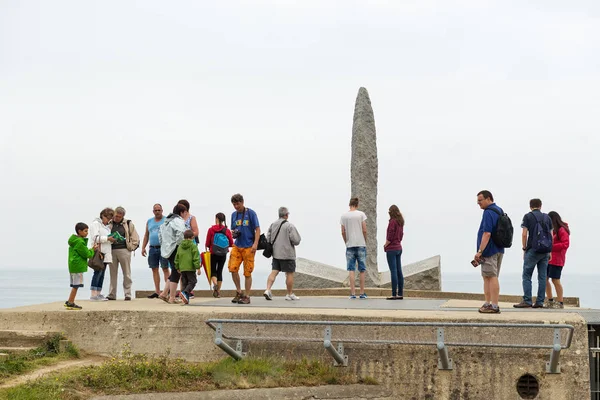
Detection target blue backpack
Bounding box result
[530,212,552,253]
[212,228,229,256]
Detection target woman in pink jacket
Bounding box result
[545,211,570,309]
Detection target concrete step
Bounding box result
[0,346,38,354]
[0,330,60,348]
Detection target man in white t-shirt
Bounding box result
[340,197,368,299]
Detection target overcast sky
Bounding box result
[1,1,599,284]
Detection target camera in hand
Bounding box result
[471,259,481,267]
[231,229,241,239]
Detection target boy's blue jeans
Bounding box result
[522,250,549,305]
[91,267,106,291]
[386,250,404,297]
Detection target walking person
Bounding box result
[107,206,140,301]
[340,197,368,299]
[174,230,200,304]
[159,204,187,304]
[514,199,553,309]
[384,205,404,300]
[178,199,199,298]
[228,193,260,305]
[141,204,170,298]
[205,212,233,298]
[88,208,115,301]
[473,191,507,314]
[263,207,302,301]
[545,211,570,309]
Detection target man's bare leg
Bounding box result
[232,272,241,293]
[489,276,500,306]
[152,269,161,293]
[286,272,294,295]
[244,275,252,295]
[483,277,491,304]
[266,270,279,292]
[359,271,365,294]
[348,271,356,295]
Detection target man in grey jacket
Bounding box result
[263,207,302,301]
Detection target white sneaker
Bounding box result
[263,290,273,300]
[98,294,109,301]
[285,294,300,301]
[90,295,101,301]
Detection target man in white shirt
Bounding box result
[340,197,368,299]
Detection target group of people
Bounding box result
[474,190,571,314]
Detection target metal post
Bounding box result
[437,328,453,370]
[214,323,244,361]
[323,325,348,366]
[546,329,561,373]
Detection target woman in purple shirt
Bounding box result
[384,205,405,300]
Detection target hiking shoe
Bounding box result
[106,296,116,301]
[238,295,251,304]
[480,306,501,314]
[124,296,131,301]
[64,301,69,308]
[148,293,159,299]
[285,294,300,301]
[478,304,491,313]
[263,290,273,301]
[180,291,189,304]
[513,302,532,308]
[349,294,357,299]
[556,302,564,309]
[212,285,219,298]
[359,293,368,299]
[232,292,242,303]
[65,302,82,310]
[532,303,544,309]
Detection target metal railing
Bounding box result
[205,319,574,373]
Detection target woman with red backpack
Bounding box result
[205,213,234,298]
[545,211,570,309]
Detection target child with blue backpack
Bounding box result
[204,213,234,298]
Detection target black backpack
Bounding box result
[488,207,513,248]
[530,212,553,253]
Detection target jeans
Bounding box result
[345,247,367,272]
[522,249,549,305]
[180,271,197,294]
[90,266,106,291]
[386,250,403,297]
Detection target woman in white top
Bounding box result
[88,208,116,301]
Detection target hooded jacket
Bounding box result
[267,218,301,260]
[68,234,95,273]
[205,224,234,254]
[550,225,570,267]
[174,239,200,272]
[159,213,185,258]
[88,218,113,263]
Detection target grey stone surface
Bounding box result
[294,258,349,289]
[351,87,379,287]
[379,255,441,291]
[192,297,447,310]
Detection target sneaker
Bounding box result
[124,296,131,301]
[98,294,108,301]
[232,292,242,303]
[556,302,564,309]
[349,294,357,299]
[480,305,501,314]
[65,302,82,310]
[64,301,69,308]
[263,290,273,301]
[359,293,368,299]
[238,295,251,305]
[532,303,544,309]
[189,291,195,299]
[478,304,491,313]
[106,296,116,301]
[180,291,189,305]
[285,294,300,301]
[513,302,532,308]
[148,293,159,299]
[90,295,102,302]
[212,285,219,298]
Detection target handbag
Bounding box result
[87,236,106,271]
[262,220,287,259]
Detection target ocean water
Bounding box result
[0,267,598,309]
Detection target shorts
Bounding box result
[481,253,503,278]
[346,247,367,272]
[148,246,169,269]
[547,264,563,279]
[70,273,84,288]
[272,259,296,273]
[228,246,255,277]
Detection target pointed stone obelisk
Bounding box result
[351,87,379,286]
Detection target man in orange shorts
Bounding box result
[229,193,260,304]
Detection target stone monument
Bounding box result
[293,87,441,291]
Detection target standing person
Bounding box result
[174,230,200,304]
[88,208,115,301]
[107,207,140,301]
[205,212,233,298]
[159,204,187,304]
[473,191,506,314]
[545,211,570,309]
[340,197,368,299]
[263,207,302,301]
[141,204,170,298]
[228,193,260,305]
[66,223,98,310]
[514,199,553,309]
[384,205,404,300]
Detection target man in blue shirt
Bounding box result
[474,190,505,314]
[141,204,170,298]
[228,193,260,305]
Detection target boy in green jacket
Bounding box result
[175,230,200,304]
[67,223,98,310]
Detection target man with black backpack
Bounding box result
[513,199,553,309]
[474,190,512,314]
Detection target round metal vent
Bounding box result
[516,374,539,399]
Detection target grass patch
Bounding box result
[0,347,377,400]
[0,334,80,384]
